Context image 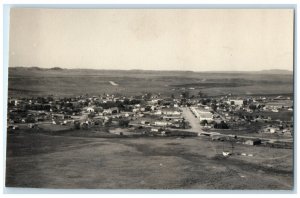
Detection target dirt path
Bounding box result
[181,107,204,133]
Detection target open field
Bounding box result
[6,132,293,189]
[8,67,293,97]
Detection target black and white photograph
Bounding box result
[4,7,294,190]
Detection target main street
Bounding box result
[181,107,204,133]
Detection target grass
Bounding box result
[5,133,293,189]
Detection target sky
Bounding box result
[9,8,294,71]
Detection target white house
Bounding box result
[86,107,95,113]
[154,110,162,115]
[228,99,244,106]
[154,121,171,127]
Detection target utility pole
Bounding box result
[231,139,235,154]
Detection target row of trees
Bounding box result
[73,118,130,130]
[200,120,229,129]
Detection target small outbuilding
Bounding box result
[244,139,261,146]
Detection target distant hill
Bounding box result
[49,67,64,71]
[9,67,293,75]
[258,69,293,75]
[11,66,64,71]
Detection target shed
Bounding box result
[244,139,261,146]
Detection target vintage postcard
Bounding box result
[6,8,294,189]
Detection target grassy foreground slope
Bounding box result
[6,133,293,189]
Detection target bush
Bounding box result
[74,121,80,130]
[214,121,229,129]
[200,120,208,126]
[88,112,95,118]
[119,119,130,128]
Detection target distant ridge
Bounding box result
[258,69,293,75]
[9,66,292,74]
[12,66,65,71]
[49,67,64,71]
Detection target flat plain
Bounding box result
[8,67,293,97]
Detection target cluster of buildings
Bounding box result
[7,92,293,138]
[183,94,293,136]
[7,93,187,134]
[130,107,186,131]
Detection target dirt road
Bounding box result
[181,107,204,133]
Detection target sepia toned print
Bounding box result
[6,8,294,189]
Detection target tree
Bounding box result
[116,101,125,111]
[211,103,217,111]
[74,121,80,130]
[249,104,257,111]
[123,99,130,105]
[181,91,190,99]
[119,119,130,128]
[94,120,102,126]
[144,93,152,100]
[88,112,95,119]
[81,123,89,130]
[200,120,208,126]
[25,116,35,123]
[145,106,152,112]
[104,118,112,127]
[198,91,205,98]
[214,121,229,129]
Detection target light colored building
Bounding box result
[154,121,171,127]
[198,112,214,121]
[190,107,213,121]
[228,99,244,106]
[162,110,181,116]
[154,110,162,115]
[262,126,277,133]
[86,107,95,113]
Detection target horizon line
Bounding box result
[9,66,293,73]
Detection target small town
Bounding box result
[7,91,293,152]
[5,8,294,190]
